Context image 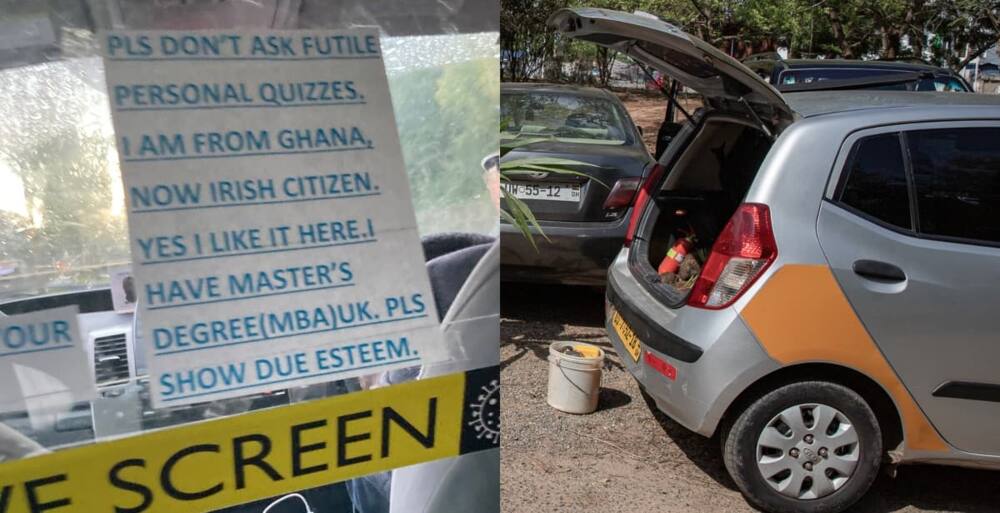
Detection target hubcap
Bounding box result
[755,403,860,500]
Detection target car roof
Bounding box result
[784,91,1000,118]
[780,59,956,74]
[501,82,618,100]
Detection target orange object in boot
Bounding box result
[658,237,693,274]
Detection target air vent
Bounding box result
[93,333,130,386]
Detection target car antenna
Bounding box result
[739,96,773,140]
[634,58,694,124]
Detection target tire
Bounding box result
[721,381,882,513]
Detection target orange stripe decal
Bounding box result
[741,264,947,452]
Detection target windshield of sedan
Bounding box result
[500,92,632,145]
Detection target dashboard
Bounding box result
[0,288,291,450]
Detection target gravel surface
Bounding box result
[500,282,1000,513]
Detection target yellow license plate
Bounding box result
[611,307,642,362]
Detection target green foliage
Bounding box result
[0,128,129,297]
[501,0,1000,73]
[501,0,567,81]
[8,131,128,268]
[498,138,605,249]
[389,55,499,235]
[0,58,130,295]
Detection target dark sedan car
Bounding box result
[742,56,972,92]
[500,83,653,285]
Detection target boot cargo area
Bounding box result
[636,118,773,304]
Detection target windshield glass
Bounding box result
[0,58,126,302]
[779,67,909,85]
[0,33,498,303]
[924,77,968,91]
[500,91,631,145]
[778,67,969,92]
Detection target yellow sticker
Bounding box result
[0,367,499,513]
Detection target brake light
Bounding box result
[687,203,777,309]
[602,177,641,210]
[624,164,665,247]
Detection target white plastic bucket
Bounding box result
[546,341,605,414]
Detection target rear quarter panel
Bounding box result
[730,107,1000,462]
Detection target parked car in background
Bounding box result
[743,54,973,92]
[500,83,652,285]
[552,7,1000,513]
[644,57,971,178]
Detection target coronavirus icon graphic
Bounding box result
[467,378,499,445]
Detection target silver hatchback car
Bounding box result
[550,7,1000,513]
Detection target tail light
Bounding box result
[624,164,666,247]
[687,203,777,309]
[602,177,641,210]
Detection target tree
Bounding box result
[7,131,126,271]
[804,1,867,58]
[389,41,499,235]
[0,212,31,261]
[566,0,694,84]
[944,0,1000,70]
[499,0,1000,80]
[501,0,567,81]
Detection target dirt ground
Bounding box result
[499,282,1000,513]
[499,92,1000,512]
[612,90,701,153]
[615,90,667,152]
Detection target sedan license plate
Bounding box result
[502,181,581,202]
[611,308,642,362]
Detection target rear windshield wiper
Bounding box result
[776,71,928,93]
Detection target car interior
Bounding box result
[0,10,498,513]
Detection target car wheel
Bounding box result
[722,381,882,513]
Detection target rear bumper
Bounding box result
[500,213,629,286]
[604,250,779,436]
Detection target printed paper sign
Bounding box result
[102,29,442,407]
[0,306,97,413]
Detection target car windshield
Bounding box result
[500,91,631,145]
[0,58,128,302]
[0,33,498,304]
[778,67,968,91]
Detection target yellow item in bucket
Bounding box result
[572,344,602,359]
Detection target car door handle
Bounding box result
[852,260,906,283]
